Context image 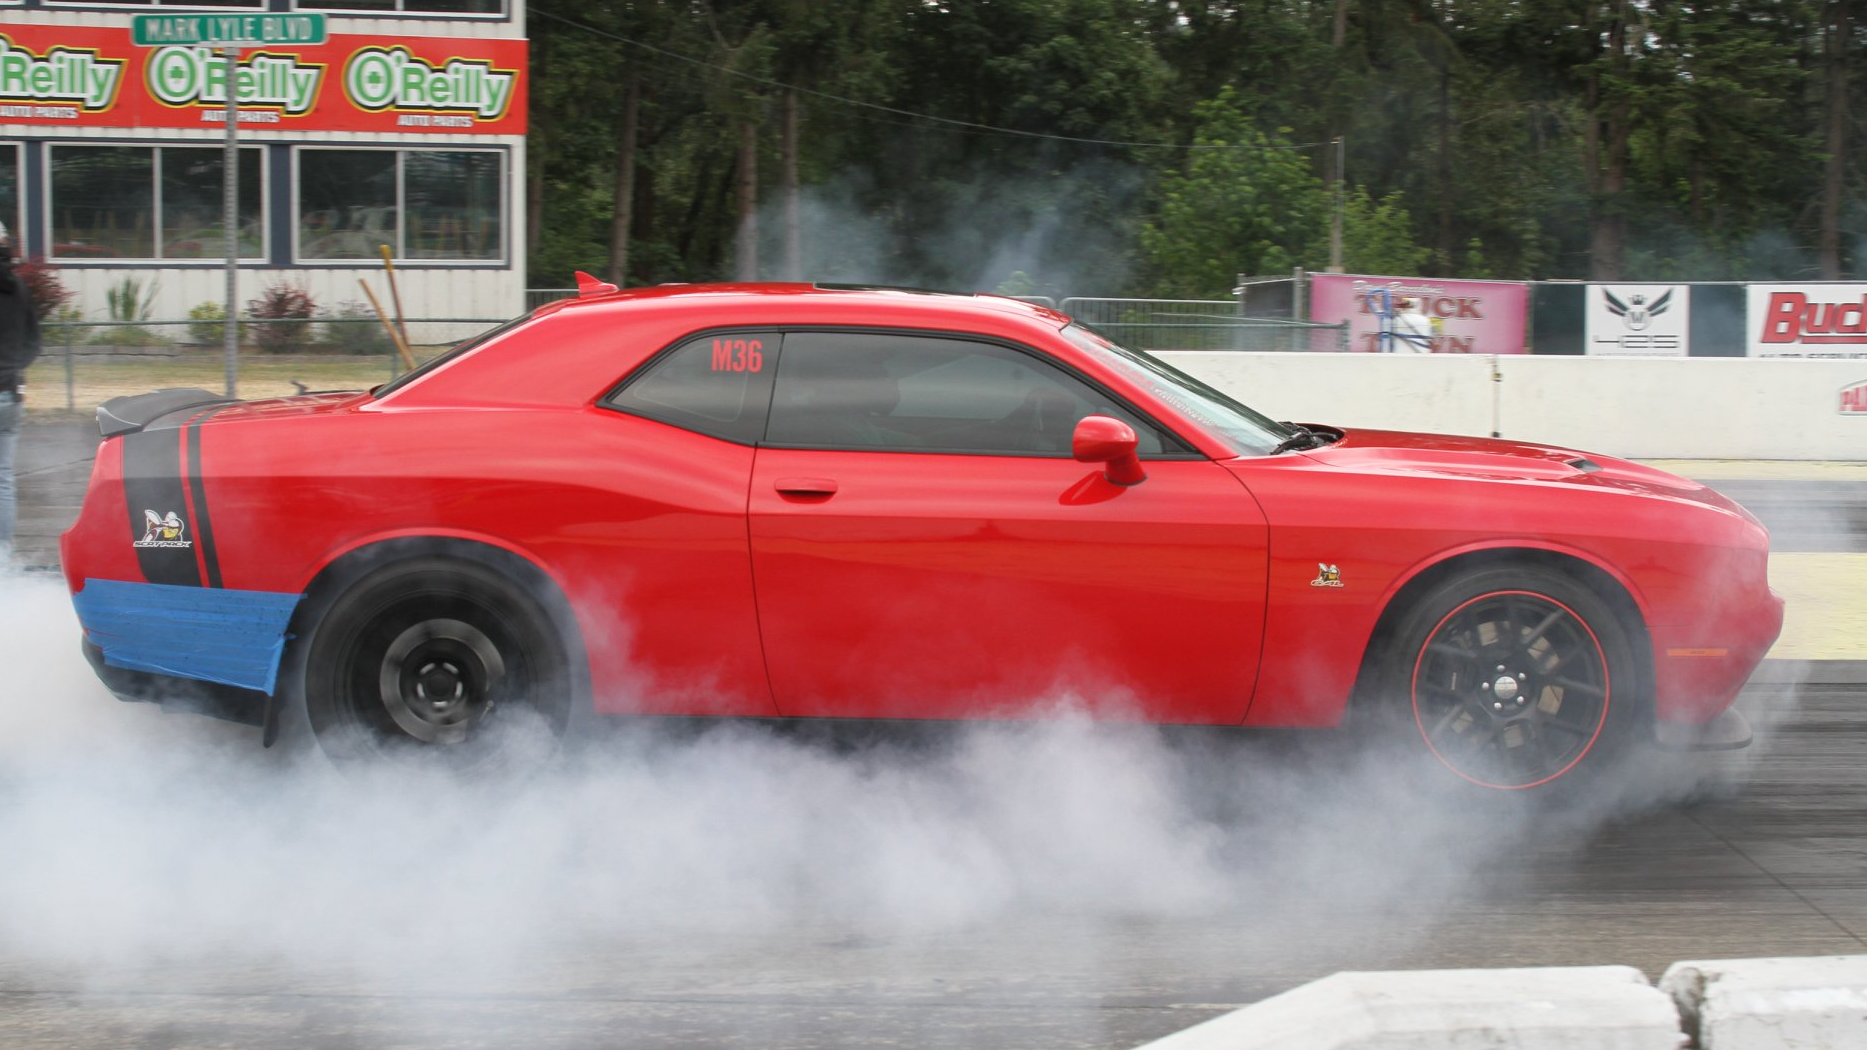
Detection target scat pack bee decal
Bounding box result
[1310,563,1344,588]
[134,509,191,549]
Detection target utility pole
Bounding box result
[1328,136,1344,274]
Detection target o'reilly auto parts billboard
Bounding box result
[1585,284,1690,356]
[1749,284,1867,359]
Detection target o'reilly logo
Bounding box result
[146,46,323,114]
[344,47,514,119]
[0,35,124,112]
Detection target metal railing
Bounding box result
[526,287,575,310]
[1058,297,1348,352]
[27,316,510,415]
[523,288,1346,351]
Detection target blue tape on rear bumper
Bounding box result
[73,579,305,695]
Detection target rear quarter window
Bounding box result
[603,331,779,444]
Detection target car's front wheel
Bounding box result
[1380,564,1640,792]
[303,558,571,770]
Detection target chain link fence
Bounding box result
[523,288,1343,352]
[1059,297,1347,352]
[22,316,510,418]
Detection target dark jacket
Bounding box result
[0,256,41,393]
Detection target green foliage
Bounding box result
[1138,89,1329,298]
[320,301,392,356]
[1340,188,1432,277]
[186,301,252,348]
[104,276,158,322]
[524,0,1861,291]
[93,276,161,346]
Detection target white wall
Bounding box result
[1163,352,1867,461]
[57,265,521,340]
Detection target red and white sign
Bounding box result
[1841,380,1867,415]
[1748,284,1867,359]
[0,23,526,135]
[1309,273,1529,354]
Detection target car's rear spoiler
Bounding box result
[97,388,241,438]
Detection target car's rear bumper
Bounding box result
[83,640,269,726]
[71,577,304,695]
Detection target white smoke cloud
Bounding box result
[0,569,1771,1009]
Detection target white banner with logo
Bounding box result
[1749,284,1867,358]
[1585,284,1690,356]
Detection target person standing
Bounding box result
[1390,296,1435,353]
[0,221,43,561]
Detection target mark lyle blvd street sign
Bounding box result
[131,13,327,47]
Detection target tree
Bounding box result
[1139,89,1331,297]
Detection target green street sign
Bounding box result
[131,13,327,47]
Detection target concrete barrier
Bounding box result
[1162,351,1498,440]
[1133,966,1683,1049]
[1661,955,1867,1049]
[1133,954,1867,1049]
[1160,352,1867,461]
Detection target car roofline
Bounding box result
[529,281,1072,328]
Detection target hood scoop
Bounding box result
[1566,457,1603,473]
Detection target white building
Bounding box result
[0,0,528,328]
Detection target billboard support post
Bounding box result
[223,45,239,398]
[131,13,333,396]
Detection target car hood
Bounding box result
[1288,426,1755,520]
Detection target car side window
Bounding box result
[604,331,779,444]
[766,331,1173,456]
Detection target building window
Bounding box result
[43,1,263,7]
[297,148,502,263]
[296,0,503,13]
[0,143,20,255]
[49,145,264,262]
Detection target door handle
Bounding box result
[774,476,839,497]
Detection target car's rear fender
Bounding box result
[273,535,593,746]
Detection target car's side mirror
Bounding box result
[1072,415,1146,486]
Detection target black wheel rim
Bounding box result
[377,617,506,745]
[337,596,534,752]
[1410,590,1611,789]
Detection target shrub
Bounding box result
[321,300,391,355]
[247,281,317,352]
[13,258,75,321]
[187,300,250,348]
[94,276,162,345]
[105,275,158,321]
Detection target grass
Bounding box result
[21,348,449,419]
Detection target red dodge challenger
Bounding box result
[62,282,1782,791]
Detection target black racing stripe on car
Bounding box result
[122,427,203,587]
[184,408,228,589]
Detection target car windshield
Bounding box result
[1062,323,1294,456]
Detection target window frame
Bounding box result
[292,144,507,266]
[601,325,1201,459]
[39,0,262,7]
[0,141,22,257]
[291,0,509,19]
[45,141,269,264]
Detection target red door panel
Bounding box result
[749,450,1269,723]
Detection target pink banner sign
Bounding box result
[1309,273,1529,354]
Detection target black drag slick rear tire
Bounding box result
[302,557,571,771]
[1378,564,1640,794]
